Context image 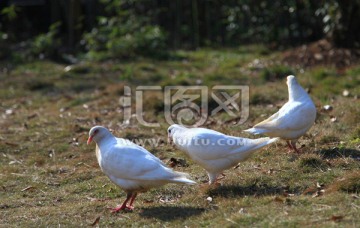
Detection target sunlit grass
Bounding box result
[0,47,359,226]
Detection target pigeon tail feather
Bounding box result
[244,127,267,135]
[171,171,196,185]
[250,137,279,150]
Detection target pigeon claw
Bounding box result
[108,205,134,213]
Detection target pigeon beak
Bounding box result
[87,135,94,145]
[167,136,173,145]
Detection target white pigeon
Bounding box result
[244,75,316,153]
[167,124,278,184]
[87,126,196,212]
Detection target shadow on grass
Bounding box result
[315,147,360,159]
[139,206,205,221]
[207,183,285,198]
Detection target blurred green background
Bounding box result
[0,0,359,62]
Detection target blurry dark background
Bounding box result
[0,0,359,62]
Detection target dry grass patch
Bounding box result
[1,49,360,226]
[327,171,360,194]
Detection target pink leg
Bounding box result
[210,174,226,187]
[206,172,226,186]
[128,193,138,209]
[286,141,293,150]
[291,141,300,153]
[286,141,294,153]
[108,193,134,213]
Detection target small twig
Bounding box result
[11,173,28,176]
[119,214,130,219]
[76,162,92,168]
[225,218,239,225]
[21,186,35,192]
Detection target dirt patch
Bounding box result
[282,39,360,69]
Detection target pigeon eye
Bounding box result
[168,129,171,133]
[94,129,99,135]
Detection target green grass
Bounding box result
[0,47,359,227]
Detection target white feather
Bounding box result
[168,124,278,184]
[244,75,316,141]
[91,126,196,194]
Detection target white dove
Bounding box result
[167,124,278,184]
[87,126,196,212]
[244,75,316,153]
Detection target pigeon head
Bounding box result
[286,75,307,101]
[287,75,296,83]
[167,124,186,144]
[87,126,113,145]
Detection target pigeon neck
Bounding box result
[96,133,117,148]
[288,83,307,101]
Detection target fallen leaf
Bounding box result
[312,189,325,198]
[342,90,350,97]
[168,159,176,168]
[322,105,333,111]
[312,192,321,198]
[224,117,241,125]
[0,204,10,209]
[351,194,359,199]
[316,182,324,189]
[253,165,262,170]
[143,199,154,204]
[158,195,177,203]
[86,197,97,202]
[314,53,323,60]
[330,215,344,222]
[27,113,38,119]
[312,182,325,197]
[59,107,68,112]
[282,186,294,197]
[90,216,100,226]
[206,196,213,202]
[53,197,62,202]
[64,65,72,72]
[266,168,281,174]
[5,109,14,115]
[86,196,111,202]
[330,116,337,122]
[274,196,284,203]
[9,161,20,165]
[168,157,188,167]
[238,208,246,214]
[5,142,19,147]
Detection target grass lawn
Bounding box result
[0,47,359,227]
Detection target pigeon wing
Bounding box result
[183,130,262,160]
[102,144,174,181]
[253,102,313,132]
